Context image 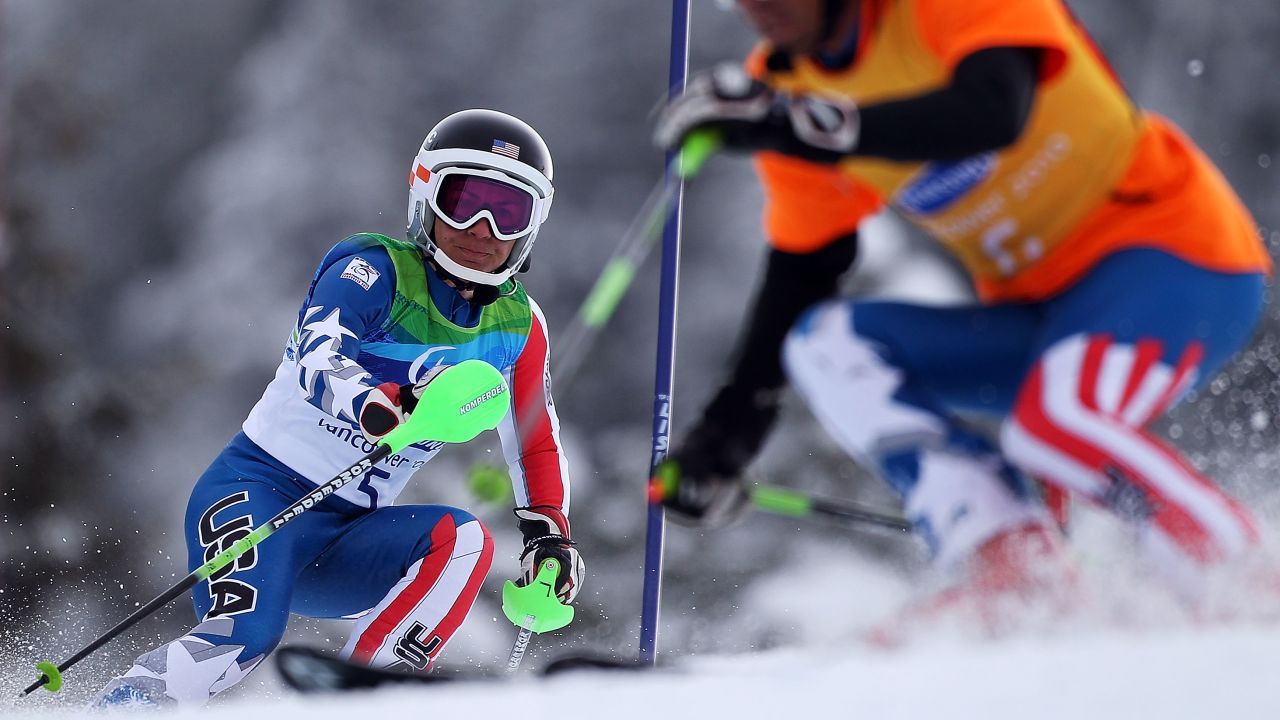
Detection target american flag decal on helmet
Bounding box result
[491,139,521,159]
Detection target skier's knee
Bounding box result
[784,300,883,396]
[454,514,494,561]
[785,300,941,462]
[408,509,493,567]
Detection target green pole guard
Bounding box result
[466,462,513,504]
[382,359,510,453]
[501,558,575,634]
[580,259,638,329]
[750,485,814,518]
[679,130,721,179]
[34,661,62,693]
[194,526,273,581]
[648,460,680,503]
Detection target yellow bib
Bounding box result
[769,0,1143,281]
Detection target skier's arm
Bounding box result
[661,232,859,527]
[655,46,1040,163]
[498,298,571,513]
[675,233,855,468]
[497,298,583,603]
[293,251,406,437]
[713,232,860,427]
[854,47,1040,161]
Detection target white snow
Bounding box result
[10,622,1280,720]
[11,527,1280,720]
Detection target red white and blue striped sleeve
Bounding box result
[496,297,571,516]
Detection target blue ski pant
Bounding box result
[784,248,1265,577]
[183,433,493,670]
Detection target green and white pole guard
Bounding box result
[20,359,511,698]
[500,557,575,672]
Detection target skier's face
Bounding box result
[433,216,515,273]
[737,0,826,52]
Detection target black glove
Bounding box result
[514,505,584,605]
[654,63,860,164]
[357,368,445,438]
[658,385,780,528]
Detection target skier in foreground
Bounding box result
[92,109,584,707]
[654,0,1272,631]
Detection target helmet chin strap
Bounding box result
[426,259,503,306]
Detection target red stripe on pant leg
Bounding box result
[1077,335,1111,413]
[350,514,459,664]
[1015,367,1109,478]
[1037,477,1072,529]
[418,523,495,668]
[1144,431,1261,546]
[1116,339,1163,420]
[1141,341,1204,427]
[1013,365,1222,564]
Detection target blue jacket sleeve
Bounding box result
[293,250,395,423]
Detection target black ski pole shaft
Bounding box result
[749,485,912,533]
[19,444,392,697]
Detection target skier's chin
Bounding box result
[455,257,498,273]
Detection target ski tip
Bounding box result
[542,654,651,676]
[276,646,460,692]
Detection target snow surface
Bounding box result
[9,511,1280,720]
[9,623,1280,720]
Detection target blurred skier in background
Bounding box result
[92,109,583,707]
[654,0,1272,631]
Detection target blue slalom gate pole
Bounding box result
[638,0,691,666]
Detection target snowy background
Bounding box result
[2,0,1280,715]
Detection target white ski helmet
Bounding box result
[407,109,554,286]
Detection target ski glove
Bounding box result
[657,454,752,530]
[357,367,445,439]
[515,505,585,605]
[657,385,780,528]
[654,63,860,164]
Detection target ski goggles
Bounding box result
[426,166,548,241]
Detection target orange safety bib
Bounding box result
[767,0,1143,283]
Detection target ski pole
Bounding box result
[748,484,912,533]
[552,130,719,385]
[505,617,537,674]
[20,359,512,698]
[640,0,695,666]
[465,130,721,501]
[500,557,575,673]
[647,465,912,534]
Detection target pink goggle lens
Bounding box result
[436,174,536,238]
